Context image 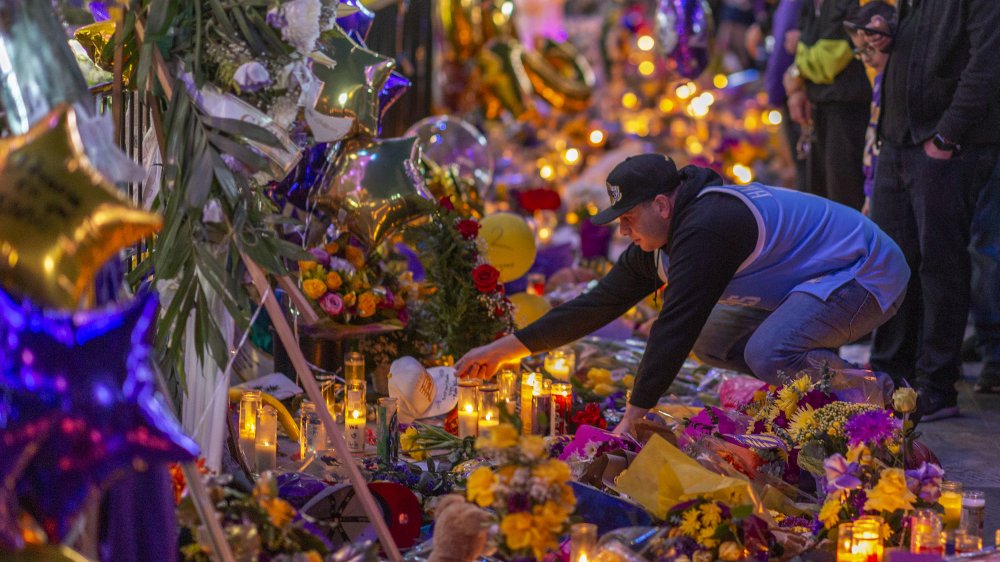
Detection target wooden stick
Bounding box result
[243,253,402,562]
[277,275,320,326]
[183,463,237,562]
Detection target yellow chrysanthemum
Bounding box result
[788,405,817,441]
[819,490,845,529]
[699,502,722,528]
[302,278,327,300]
[500,512,535,551]
[679,508,702,537]
[476,423,519,451]
[776,386,800,418]
[325,270,343,291]
[520,435,547,460]
[864,468,916,513]
[791,374,812,394]
[533,458,572,485]
[466,467,496,507]
[698,526,719,549]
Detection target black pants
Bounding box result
[805,101,870,210]
[869,142,1000,397]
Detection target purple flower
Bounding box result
[823,454,862,491]
[309,247,331,267]
[799,389,835,410]
[233,61,272,93]
[843,409,901,446]
[318,293,343,316]
[266,7,287,28]
[905,462,945,503]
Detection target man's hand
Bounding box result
[613,404,650,436]
[861,196,871,217]
[787,91,812,126]
[454,334,531,380]
[784,29,801,55]
[923,138,953,161]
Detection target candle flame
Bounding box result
[351,410,362,420]
[579,555,588,562]
[464,404,475,414]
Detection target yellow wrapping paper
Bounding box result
[615,434,751,519]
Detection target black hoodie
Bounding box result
[514,167,758,409]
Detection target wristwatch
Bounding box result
[932,133,960,153]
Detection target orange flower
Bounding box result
[303,279,327,300]
[343,292,357,307]
[298,261,318,273]
[325,271,343,291]
[358,291,377,318]
[345,246,365,269]
[324,241,340,255]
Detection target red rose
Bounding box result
[571,403,607,430]
[517,188,562,212]
[456,218,480,240]
[471,264,501,293]
[438,196,455,211]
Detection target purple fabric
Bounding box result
[863,74,883,198]
[100,469,178,562]
[764,0,801,107]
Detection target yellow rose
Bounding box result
[718,541,743,561]
[533,458,572,485]
[467,467,496,507]
[587,368,612,384]
[345,245,366,269]
[532,501,569,534]
[519,435,547,460]
[298,260,318,273]
[343,292,357,307]
[864,468,916,513]
[358,291,377,318]
[302,279,327,300]
[325,271,343,291]
[892,387,917,413]
[400,427,428,461]
[500,512,535,551]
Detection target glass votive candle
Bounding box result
[544,348,576,381]
[254,405,278,475]
[377,397,399,464]
[344,351,365,383]
[238,390,262,471]
[570,522,598,562]
[852,516,884,562]
[961,489,986,538]
[910,509,943,553]
[520,372,540,435]
[550,382,573,435]
[531,378,552,436]
[497,368,518,413]
[345,380,367,453]
[954,530,983,554]
[940,480,963,530]
[457,379,480,438]
[835,523,854,562]
[299,400,324,459]
[478,384,500,437]
[525,273,546,296]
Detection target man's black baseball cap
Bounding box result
[591,154,681,225]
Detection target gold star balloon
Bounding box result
[313,135,432,249]
[0,105,162,309]
[310,26,395,139]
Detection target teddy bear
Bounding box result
[428,494,492,562]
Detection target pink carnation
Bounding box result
[318,293,344,316]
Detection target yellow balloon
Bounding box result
[477,212,537,282]
[508,292,551,329]
[0,105,162,309]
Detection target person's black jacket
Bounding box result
[880,0,1000,146]
[797,0,871,104]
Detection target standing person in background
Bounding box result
[763,0,807,190]
[969,158,1000,394]
[843,1,894,216]
[785,0,870,210]
[864,0,1000,420]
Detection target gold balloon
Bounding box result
[438,0,485,60]
[477,38,535,120]
[0,105,162,309]
[521,39,596,111]
[477,212,537,282]
[480,0,518,43]
[314,136,432,248]
[508,292,550,329]
[311,26,395,139]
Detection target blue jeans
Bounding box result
[691,280,902,383]
[971,155,1000,371]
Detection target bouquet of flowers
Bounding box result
[659,499,779,562]
[465,424,576,560]
[298,235,413,327]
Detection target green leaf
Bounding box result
[730,504,753,520]
[210,150,239,203]
[200,115,281,147]
[207,0,238,38]
[207,132,269,172]
[186,144,215,208]
[231,7,266,55]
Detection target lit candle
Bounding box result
[497,368,518,414]
[909,509,942,553]
[852,516,884,562]
[239,390,262,472]
[535,210,558,245]
[520,372,538,435]
[570,523,597,562]
[532,379,552,436]
[478,384,500,438]
[458,379,480,438]
[544,348,575,381]
[344,351,365,383]
[836,523,855,562]
[254,405,278,475]
[550,382,572,435]
[941,481,963,531]
[345,380,366,453]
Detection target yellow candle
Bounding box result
[239,390,262,471]
[254,405,278,474]
[520,372,538,435]
[941,491,963,530]
[458,380,479,438]
[544,349,575,381]
[852,517,884,562]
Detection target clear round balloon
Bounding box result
[404,115,494,198]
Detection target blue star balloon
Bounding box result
[0,290,198,540]
[378,71,412,134]
[336,0,375,42]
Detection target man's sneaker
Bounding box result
[916,391,960,422]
